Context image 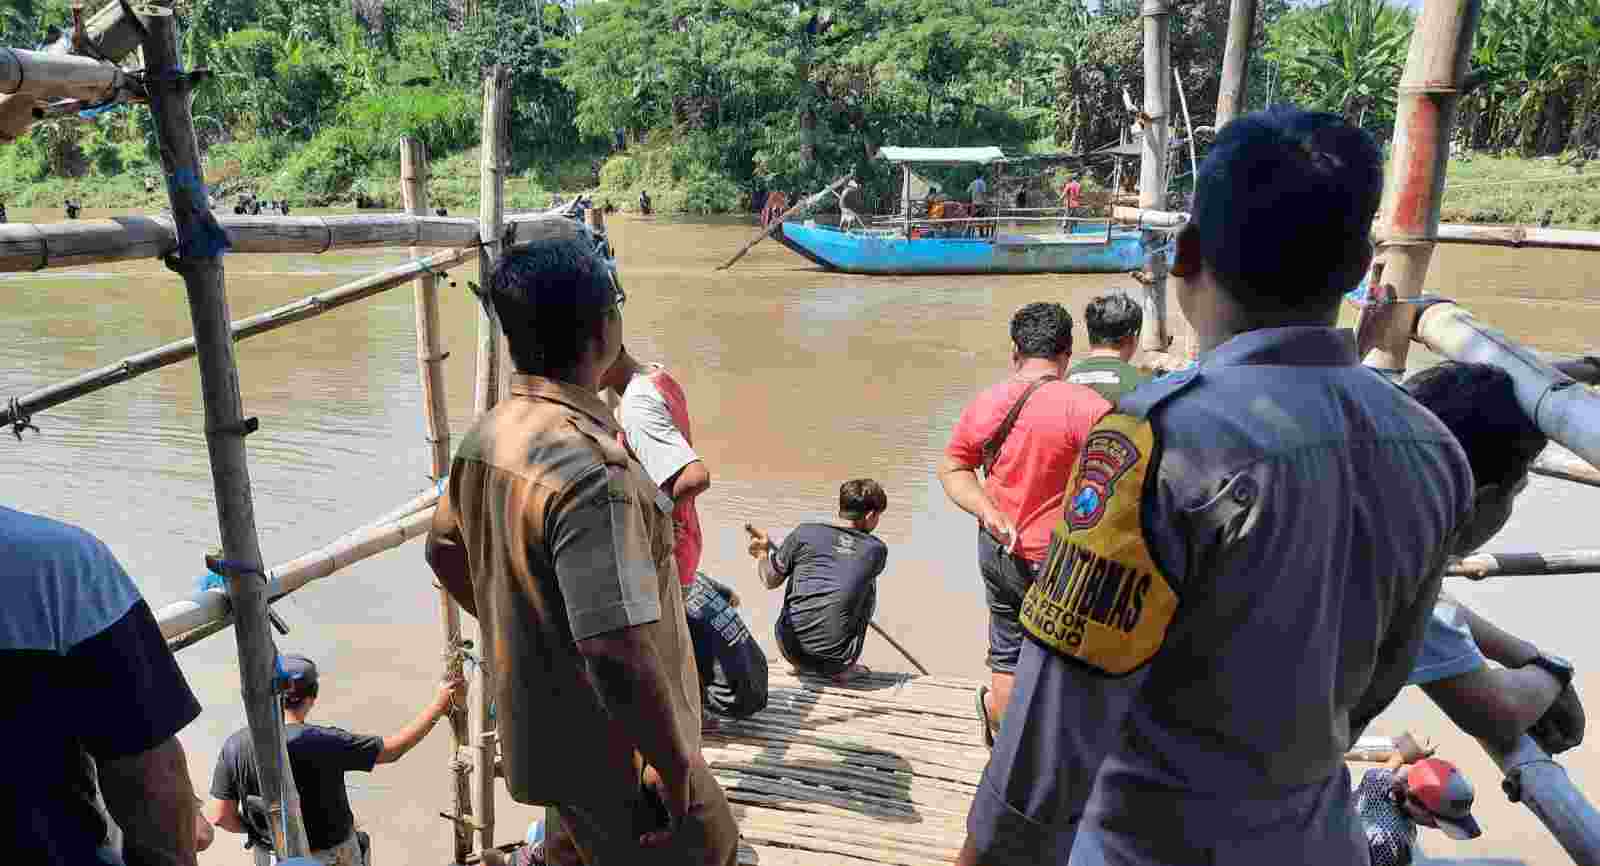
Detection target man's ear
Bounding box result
[1171,224,1202,278]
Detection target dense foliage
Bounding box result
[1,0,1598,212]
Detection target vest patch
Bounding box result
[1021,413,1178,676]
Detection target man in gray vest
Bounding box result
[958,106,1476,865]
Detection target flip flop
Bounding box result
[976,685,995,748]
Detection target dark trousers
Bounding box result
[684,573,769,718]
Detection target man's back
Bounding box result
[435,376,699,807]
[773,523,888,668]
[1066,356,1146,403]
[212,723,382,851]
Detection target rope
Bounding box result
[8,398,38,441]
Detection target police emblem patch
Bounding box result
[1067,429,1140,531]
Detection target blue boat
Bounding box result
[774,144,1160,275]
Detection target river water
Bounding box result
[4,207,1597,864]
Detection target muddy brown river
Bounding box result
[4,207,1598,864]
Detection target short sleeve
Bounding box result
[1406,596,1488,686]
[771,532,804,577]
[620,379,699,490]
[945,398,986,468]
[67,599,201,761]
[210,737,243,801]
[311,727,384,773]
[548,463,664,640]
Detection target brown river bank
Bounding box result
[3,207,1598,864]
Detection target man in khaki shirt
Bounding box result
[426,220,737,865]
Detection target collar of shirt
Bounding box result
[509,373,619,432]
[1202,326,1358,369]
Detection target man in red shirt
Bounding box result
[940,302,1110,745]
[1060,175,1084,230]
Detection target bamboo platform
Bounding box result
[707,666,985,866]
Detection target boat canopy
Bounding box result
[877,145,1006,165]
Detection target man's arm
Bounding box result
[378,677,466,764]
[621,382,705,502]
[204,797,247,835]
[426,488,477,618]
[1419,600,1570,750]
[99,737,198,866]
[937,453,1016,548]
[664,460,711,503]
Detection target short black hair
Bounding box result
[1406,361,1547,489]
[839,479,887,519]
[1084,293,1142,346]
[1010,302,1073,358]
[1192,106,1382,312]
[486,223,616,376]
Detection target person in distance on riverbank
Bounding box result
[1403,361,1585,756]
[1067,292,1149,403]
[745,479,890,683]
[958,107,1476,866]
[425,221,737,865]
[939,302,1111,746]
[207,654,463,865]
[601,346,770,722]
[1,506,205,866]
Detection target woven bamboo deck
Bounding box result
[708,667,986,866]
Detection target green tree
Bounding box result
[1265,0,1413,134]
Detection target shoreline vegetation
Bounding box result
[2,0,1598,225]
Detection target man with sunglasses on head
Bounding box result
[958,107,1476,866]
[426,219,737,865]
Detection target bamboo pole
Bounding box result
[136,6,309,857]
[1415,302,1600,469]
[867,621,929,675]
[1111,206,1187,229]
[1433,223,1600,251]
[1532,451,1600,487]
[0,0,152,142]
[160,507,437,648]
[716,173,853,270]
[0,46,125,102]
[1135,0,1173,354]
[1486,736,1600,864]
[0,248,469,429]
[1363,0,1482,376]
[0,214,480,273]
[1215,0,1258,128]
[1447,549,1600,578]
[400,137,475,866]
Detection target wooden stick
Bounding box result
[1364,0,1481,374]
[1447,549,1600,579]
[1532,453,1600,487]
[868,620,929,675]
[0,214,480,273]
[137,7,309,856]
[0,46,124,102]
[0,248,469,429]
[159,508,437,647]
[400,137,475,866]
[716,174,854,270]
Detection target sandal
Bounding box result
[976,685,995,748]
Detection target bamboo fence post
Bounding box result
[1363,0,1482,376]
[0,0,152,141]
[1215,0,1258,127]
[401,137,475,865]
[1137,0,1173,354]
[136,6,309,857]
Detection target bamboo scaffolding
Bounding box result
[401,137,475,866]
[0,0,151,141]
[1447,549,1600,578]
[1364,0,1482,375]
[136,7,309,856]
[0,248,470,429]
[1215,0,1258,128]
[0,47,125,102]
[1434,223,1600,251]
[0,213,479,273]
[716,173,854,270]
[159,507,437,648]
[1111,206,1187,229]
[1137,0,1173,354]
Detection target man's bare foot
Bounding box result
[830,663,871,684]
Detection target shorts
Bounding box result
[1407,596,1488,686]
[545,761,738,866]
[311,834,366,866]
[978,528,1040,674]
[775,616,859,678]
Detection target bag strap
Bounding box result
[980,375,1058,477]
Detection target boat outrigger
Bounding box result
[775,145,1152,275]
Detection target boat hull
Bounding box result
[776,221,1150,275]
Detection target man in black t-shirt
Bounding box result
[746,480,889,682]
[206,654,464,865]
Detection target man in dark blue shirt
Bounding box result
[207,654,463,865]
[746,479,889,682]
[0,506,204,866]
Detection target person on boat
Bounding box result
[1066,292,1149,402]
[745,479,890,683]
[0,200,7,223]
[968,172,990,236]
[65,198,82,219]
[639,189,654,215]
[1059,174,1082,230]
[207,654,464,866]
[425,223,738,866]
[957,107,1476,866]
[939,302,1111,745]
[2,506,206,866]
[762,190,789,227]
[1403,361,1584,755]
[601,345,770,721]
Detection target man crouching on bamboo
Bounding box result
[425,220,738,865]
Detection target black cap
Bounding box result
[279,654,318,699]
